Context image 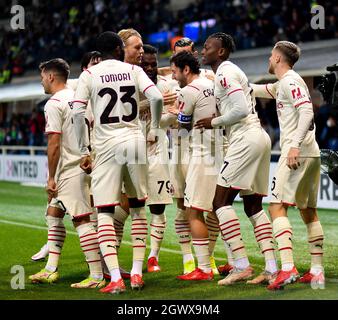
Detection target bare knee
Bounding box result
[268,203,288,221]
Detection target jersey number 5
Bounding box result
[99,86,137,124]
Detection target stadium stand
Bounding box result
[0,0,337,149]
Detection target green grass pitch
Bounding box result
[0,181,337,300]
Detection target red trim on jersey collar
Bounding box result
[85,69,92,75]
[45,131,62,134]
[187,84,200,91]
[227,88,243,96]
[49,98,61,102]
[143,84,155,94]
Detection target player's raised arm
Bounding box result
[72,70,91,156]
[250,82,278,99]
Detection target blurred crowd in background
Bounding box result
[0,0,337,150]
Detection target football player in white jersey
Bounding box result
[196,33,278,286]
[31,51,102,264]
[73,32,163,294]
[139,44,175,272]
[29,59,104,289]
[166,38,222,275]
[170,51,219,281]
[252,41,324,290]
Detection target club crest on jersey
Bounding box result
[220,77,230,89]
[291,87,306,100]
[68,101,74,109]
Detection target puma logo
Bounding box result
[136,238,145,243]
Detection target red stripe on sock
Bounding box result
[221,227,241,237]
[98,233,116,238]
[275,230,292,238]
[83,247,100,253]
[254,222,271,229]
[308,238,324,243]
[262,248,275,254]
[131,233,148,236]
[99,239,116,245]
[49,251,61,255]
[310,253,323,255]
[103,253,117,258]
[133,245,146,248]
[150,224,166,228]
[81,242,99,249]
[87,259,101,263]
[232,246,244,252]
[48,238,64,242]
[98,224,114,228]
[80,232,97,239]
[80,237,99,244]
[254,227,272,234]
[176,230,191,233]
[223,232,241,242]
[279,247,292,251]
[179,240,191,244]
[219,218,238,228]
[220,222,240,233]
[256,235,273,242]
[151,234,163,240]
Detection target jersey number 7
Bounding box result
[99,86,137,124]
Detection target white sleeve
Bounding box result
[72,70,91,156]
[211,89,250,127]
[137,68,163,129]
[282,80,314,148]
[44,101,63,134]
[250,82,278,99]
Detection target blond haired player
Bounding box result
[29,58,104,289]
[170,51,220,281]
[252,41,324,290]
[73,32,163,293]
[196,33,278,286]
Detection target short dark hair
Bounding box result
[81,51,101,71]
[170,51,200,75]
[174,37,195,51]
[39,58,70,81]
[96,31,123,56]
[274,41,300,67]
[208,32,235,54]
[143,44,158,55]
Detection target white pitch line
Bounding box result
[0,218,195,257]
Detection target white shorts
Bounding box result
[217,128,271,196]
[184,157,218,212]
[270,157,320,209]
[92,137,148,207]
[49,172,92,218]
[169,136,190,198]
[146,135,173,205]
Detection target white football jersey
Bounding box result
[177,76,218,157]
[214,61,261,142]
[44,88,82,180]
[274,70,319,157]
[74,59,157,156]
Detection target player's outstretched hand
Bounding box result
[163,91,177,106]
[46,177,58,203]
[194,117,214,129]
[80,155,92,174]
[287,147,300,170]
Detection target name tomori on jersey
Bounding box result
[100,72,131,83]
